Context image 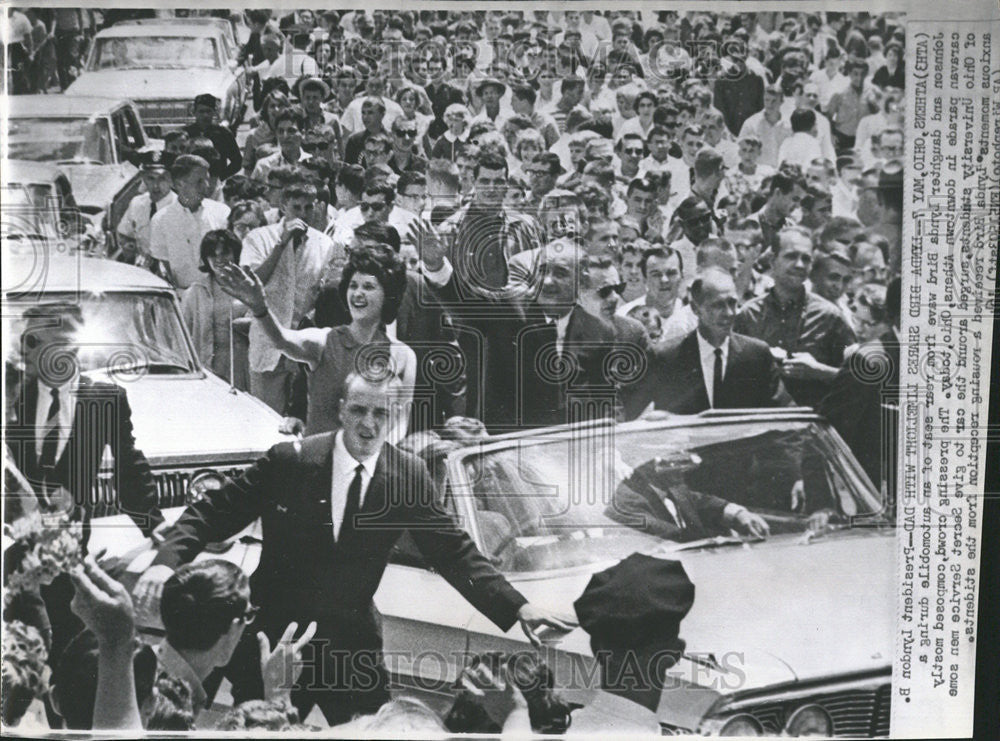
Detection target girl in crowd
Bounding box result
[180,229,250,388]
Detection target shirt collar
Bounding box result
[333,429,381,478]
[37,377,77,399]
[153,192,176,210]
[696,329,730,359]
[154,641,207,709]
[766,284,807,312]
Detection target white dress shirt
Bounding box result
[545,312,572,355]
[240,220,342,373]
[117,191,177,259]
[35,380,76,461]
[330,430,381,541]
[149,199,231,289]
[696,331,730,408]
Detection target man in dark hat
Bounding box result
[570,554,695,733]
[183,93,243,179]
[116,150,176,266]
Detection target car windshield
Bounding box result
[457,421,887,572]
[7,292,199,376]
[8,117,114,165]
[88,36,220,70]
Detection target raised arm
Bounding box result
[213,262,328,368]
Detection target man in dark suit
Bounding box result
[623,268,791,419]
[183,94,243,177]
[425,55,467,141]
[133,372,572,725]
[606,452,770,542]
[819,278,901,508]
[6,303,163,663]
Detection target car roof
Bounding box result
[3,159,66,184]
[7,94,130,117]
[95,24,220,39]
[5,254,172,293]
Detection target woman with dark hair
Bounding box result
[872,41,904,90]
[213,244,416,440]
[180,229,248,386]
[242,91,291,175]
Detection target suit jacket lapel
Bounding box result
[680,332,710,411]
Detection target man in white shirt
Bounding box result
[149,155,230,289]
[617,245,696,348]
[240,181,342,413]
[117,152,176,266]
[251,109,312,183]
[738,84,791,169]
[250,32,318,83]
[339,73,404,135]
[778,108,824,170]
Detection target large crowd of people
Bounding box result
[4,7,906,733]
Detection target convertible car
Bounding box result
[93,410,893,737]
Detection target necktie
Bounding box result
[712,348,724,408]
[338,463,365,541]
[39,387,61,470]
[150,198,157,219]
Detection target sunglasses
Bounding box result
[597,282,626,299]
[360,201,386,211]
[624,147,644,155]
[395,129,418,138]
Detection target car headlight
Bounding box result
[702,713,763,736]
[784,704,833,736]
[187,470,228,503]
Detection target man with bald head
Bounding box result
[624,267,790,417]
[519,239,619,428]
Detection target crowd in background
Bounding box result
[4,7,907,733]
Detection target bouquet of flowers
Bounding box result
[1,620,49,726]
[3,510,84,609]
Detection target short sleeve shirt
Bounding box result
[148,199,230,289]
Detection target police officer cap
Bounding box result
[574,554,695,650]
[138,149,169,172]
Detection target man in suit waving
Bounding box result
[133,372,573,725]
[7,302,164,666]
[624,267,791,418]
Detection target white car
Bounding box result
[97,411,893,737]
[66,21,248,135]
[4,254,292,511]
[6,95,152,239]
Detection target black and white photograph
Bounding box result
[1,4,995,738]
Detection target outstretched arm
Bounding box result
[213,262,328,368]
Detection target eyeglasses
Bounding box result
[360,201,385,211]
[597,283,626,299]
[624,147,645,155]
[395,129,418,138]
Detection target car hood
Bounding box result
[89,372,292,465]
[61,163,138,210]
[67,69,230,100]
[506,528,894,689]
